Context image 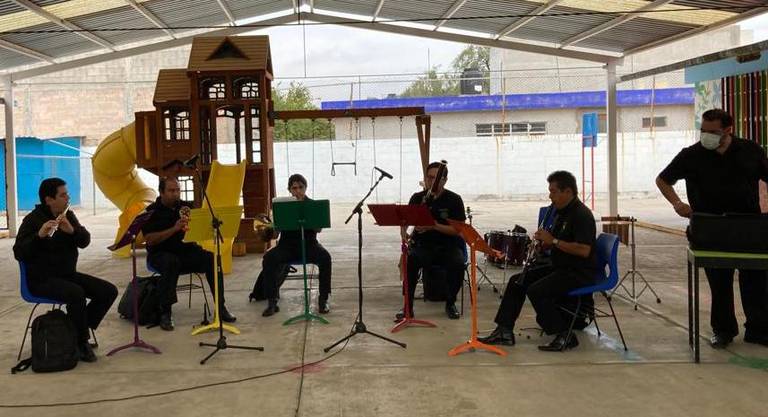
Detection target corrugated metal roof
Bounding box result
[154,68,190,103]
[0,0,762,74]
[187,35,271,72]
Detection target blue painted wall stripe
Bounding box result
[321,88,694,113]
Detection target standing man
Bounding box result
[479,171,596,351]
[141,177,236,331]
[657,108,768,348]
[258,174,333,317]
[14,178,118,362]
[400,161,466,320]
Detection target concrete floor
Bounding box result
[1,198,767,417]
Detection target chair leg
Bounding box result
[593,314,602,337]
[604,292,628,351]
[188,274,193,309]
[198,274,211,317]
[90,329,98,348]
[18,304,39,361]
[563,298,581,351]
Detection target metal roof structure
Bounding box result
[0,0,765,80]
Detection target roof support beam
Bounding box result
[494,0,564,40]
[560,0,675,48]
[433,0,467,31]
[292,0,299,14]
[124,0,176,39]
[10,0,116,51]
[372,0,385,22]
[215,0,236,25]
[625,7,768,56]
[304,12,614,63]
[9,14,297,81]
[0,39,55,63]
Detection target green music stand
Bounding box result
[273,199,331,326]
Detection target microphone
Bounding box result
[374,166,393,179]
[183,154,200,168]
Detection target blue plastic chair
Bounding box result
[17,261,100,360]
[561,233,628,351]
[146,260,210,315]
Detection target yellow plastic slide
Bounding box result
[200,160,246,274]
[92,122,157,257]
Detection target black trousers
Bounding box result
[495,265,592,335]
[407,242,465,307]
[705,267,768,337]
[260,241,332,300]
[147,243,222,312]
[29,272,118,343]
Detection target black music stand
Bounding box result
[107,211,161,356]
[606,216,662,309]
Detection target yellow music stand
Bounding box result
[185,206,242,336]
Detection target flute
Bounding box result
[49,204,70,237]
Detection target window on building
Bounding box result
[234,77,259,99]
[476,122,546,137]
[163,109,190,141]
[642,116,667,128]
[199,77,226,100]
[177,175,194,201]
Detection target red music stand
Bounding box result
[106,211,161,356]
[447,220,507,357]
[368,204,438,333]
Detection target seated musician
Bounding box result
[141,176,236,331]
[479,171,596,351]
[258,174,332,317]
[13,178,118,362]
[400,161,466,320]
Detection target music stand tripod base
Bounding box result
[448,340,508,357]
[284,312,329,326]
[191,321,241,336]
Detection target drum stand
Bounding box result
[609,217,661,309]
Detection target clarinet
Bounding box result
[515,205,554,284]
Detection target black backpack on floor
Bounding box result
[117,275,160,325]
[12,309,79,374]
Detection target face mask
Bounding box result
[699,132,722,150]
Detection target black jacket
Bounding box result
[13,204,90,282]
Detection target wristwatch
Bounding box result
[552,238,560,247]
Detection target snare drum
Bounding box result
[484,230,530,267]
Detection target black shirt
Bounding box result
[408,189,466,246]
[141,197,194,255]
[658,137,768,215]
[13,204,91,282]
[550,198,596,274]
[277,197,319,246]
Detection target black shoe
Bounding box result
[538,333,579,352]
[394,307,414,321]
[159,313,175,331]
[743,333,768,347]
[220,305,237,323]
[318,295,330,314]
[710,333,734,349]
[445,303,460,320]
[478,326,515,346]
[78,342,97,363]
[262,299,280,317]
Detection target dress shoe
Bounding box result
[445,303,460,320]
[710,333,733,349]
[78,342,97,363]
[220,305,237,323]
[318,295,330,314]
[262,299,280,317]
[478,326,515,346]
[744,333,768,347]
[538,332,579,352]
[159,313,175,331]
[394,307,414,321]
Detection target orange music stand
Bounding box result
[447,219,507,357]
[369,204,438,333]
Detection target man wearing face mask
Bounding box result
[657,108,768,349]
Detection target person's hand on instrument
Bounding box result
[38,220,59,238]
[174,217,189,232]
[534,229,554,246]
[58,216,75,234]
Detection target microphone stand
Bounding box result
[324,173,406,352]
[190,162,264,364]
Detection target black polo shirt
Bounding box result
[550,198,596,273]
[658,137,768,215]
[141,197,194,255]
[408,188,466,247]
[276,197,319,246]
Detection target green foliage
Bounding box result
[400,45,491,98]
[272,82,334,141]
[401,67,459,97]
